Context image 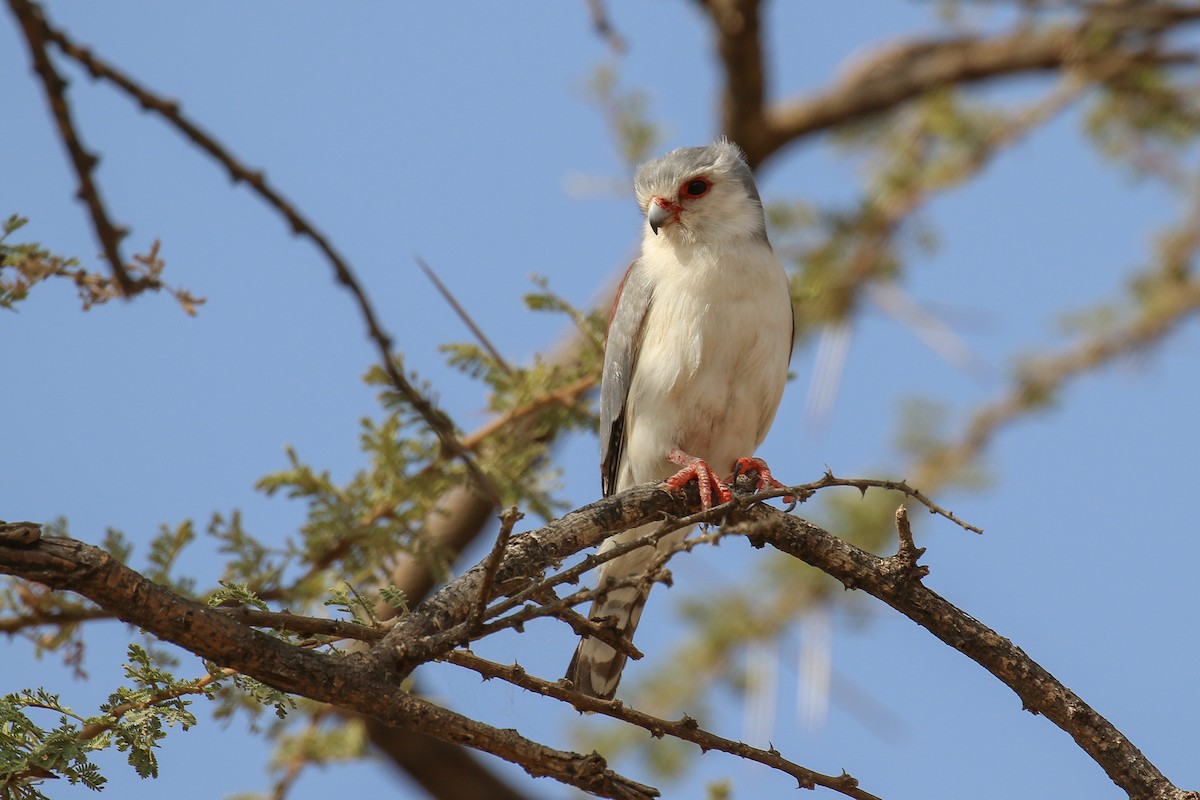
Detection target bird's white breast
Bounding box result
[618,238,791,490]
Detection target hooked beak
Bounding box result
[647,197,680,235]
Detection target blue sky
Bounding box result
[4,3,1199,799]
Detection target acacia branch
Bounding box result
[218,606,384,644]
[0,527,656,800]
[75,667,237,741]
[702,0,771,159]
[383,484,695,672]
[2,471,1193,797]
[0,604,111,634]
[699,0,1200,168]
[8,0,138,295]
[469,507,523,633]
[445,649,881,800]
[376,478,1190,799]
[726,507,1192,800]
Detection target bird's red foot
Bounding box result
[731,457,795,504]
[664,448,732,510]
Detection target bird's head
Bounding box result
[633,138,767,247]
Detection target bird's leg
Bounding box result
[731,457,795,504]
[664,448,733,510]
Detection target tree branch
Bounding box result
[382,483,694,673]
[702,0,771,161]
[445,649,881,800]
[727,507,1193,800]
[2,469,1194,798]
[698,1,1200,168]
[469,506,523,633]
[8,0,139,296]
[0,528,657,800]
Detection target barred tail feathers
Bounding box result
[565,523,688,699]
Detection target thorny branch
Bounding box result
[9,0,138,296]
[387,480,1192,800]
[217,606,384,645]
[444,649,881,800]
[2,474,1194,798]
[469,507,524,633]
[0,524,657,800]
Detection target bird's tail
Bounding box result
[565,522,687,699]
[566,586,646,700]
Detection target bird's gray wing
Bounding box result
[600,259,654,497]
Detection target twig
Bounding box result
[443,514,706,658]
[891,506,927,578]
[29,3,491,495]
[552,603,644,661]
[218,606,385,644]
[445,649,882,800]
[342,581,380,626]
[655,470,982,535]
[415,256,513,375]
[75,667,237,741]
[8,0,138,295]
[460,374,597,451]
[481,513,685,622]
[778,472,983,535]
[268,708,333,800]
[9,665,237,784]
[222,592,643,662]
[420,576,644,661]
[585,0,626,53]
[0,605,111,634]
[469,507,523,633]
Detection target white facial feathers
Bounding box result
[633,138,768,246]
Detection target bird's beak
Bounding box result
[647,197,680,235]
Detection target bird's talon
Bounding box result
[665,449,731,510]
[730,457,794,504]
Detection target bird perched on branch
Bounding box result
[566,139,794,699]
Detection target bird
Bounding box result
[566,138,794,700]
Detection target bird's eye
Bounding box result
[683,178,710,198]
